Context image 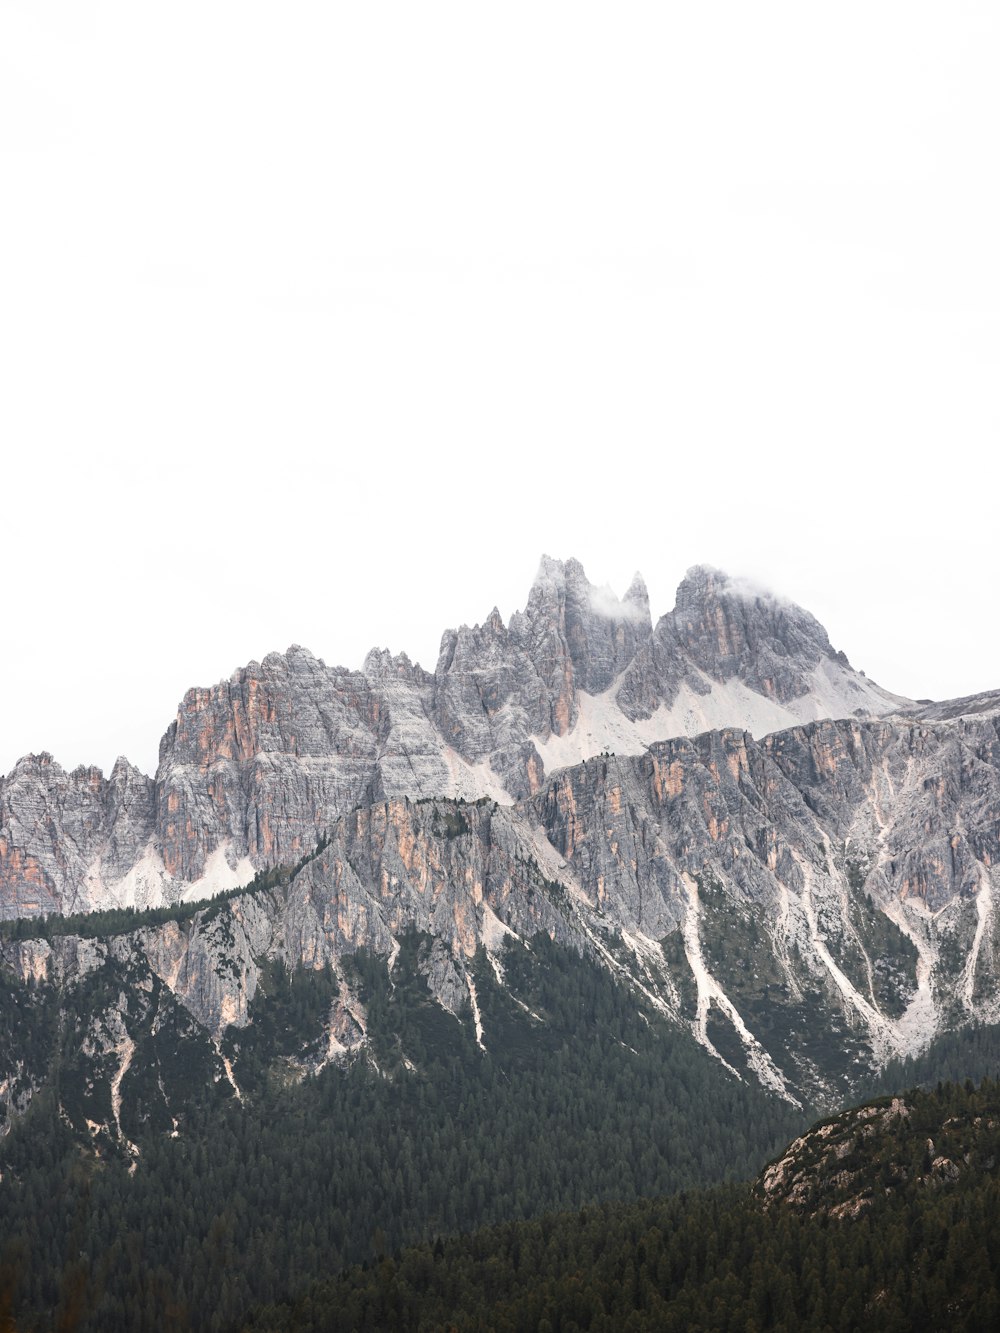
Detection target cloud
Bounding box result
[587,583,650,624]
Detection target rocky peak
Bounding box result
[9,751,58,779]
[0,555,917,919]
[163,646,377,771]
[110,755,140,784]
[615,563,886,723]
[0,752,156,917]
[363,648,429,686]
[512,554,653,700]
[623,571,650,617]
[669,565,843,699]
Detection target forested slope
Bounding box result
[0,937,804,1332]
[245,1080,1000,1333]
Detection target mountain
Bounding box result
[0,558,907,919]
[5,705,1000,1124]
[4,557,1000,1330]
[2,559,999,1132]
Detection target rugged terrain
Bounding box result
[2,558,999,1129]
[0,559,906,917]
[3,557,1000,1333]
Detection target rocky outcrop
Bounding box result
[758,1097,915,1215]
[156,646,383,880]
[907,688,1000,723]
[756,1084,1000,1220]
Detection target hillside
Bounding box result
[245,1079,1000,1332]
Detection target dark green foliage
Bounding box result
[432,808,470,838]
[224,960,341,1090]
[0,935,806,1332]
[0,969,62,1133]
[246,1080,1000,1333]
[4,897,1000,1332]
[865,1020,1000,1099]
[658,929,698,1018]
[825,878,919,1020]
[692,877,876,1086]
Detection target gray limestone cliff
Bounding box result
[615,565,897,719]
[0,558,916,919]
[5,709,1000,1134]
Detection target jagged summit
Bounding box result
[665,563,850,702]
[622,570,650,612]
[520,555,652,631]
[3,556,1000,1119]
[2,557,913,919]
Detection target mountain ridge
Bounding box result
[4,553,1000,1332]
[4,556,1000,1122]
[0,558,915,919]
[5,705,1000,1119]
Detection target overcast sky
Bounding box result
[2,2,998,779]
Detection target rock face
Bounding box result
[0,754,155,917]
[0,558,912,918]
[7,554,1000,1129]
[5,708,1000,1129]
[9,551,1000,1114]
[615,565,903,721]
[431,556,654,792]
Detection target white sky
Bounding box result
[2,2,998,779]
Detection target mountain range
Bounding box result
[0,558,909,917]
[2,556,999,1123]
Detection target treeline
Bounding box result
[246,1079,1000,1332]
[0,835,331,944]
[865,1020,1000,1097]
